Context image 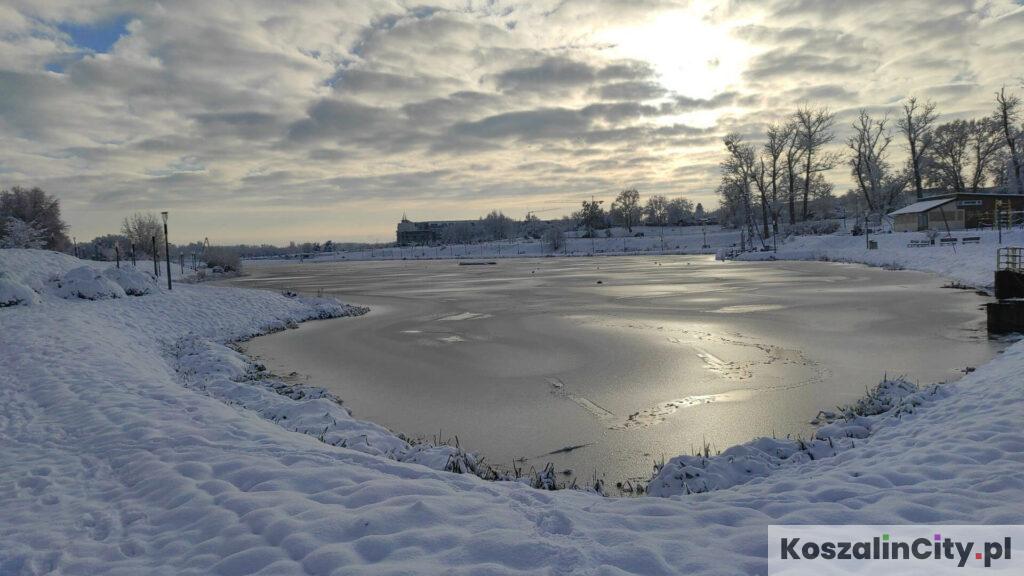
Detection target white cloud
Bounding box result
[0,0,1021,243]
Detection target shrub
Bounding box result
[785,220,840,237]
[204,247,242,272]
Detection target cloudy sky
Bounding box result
[2,0,1022,244]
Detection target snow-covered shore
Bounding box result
[737,229,1024,289]
[252,225,743,264]
[3,248,1023,575]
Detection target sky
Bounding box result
[1,0,1022,244]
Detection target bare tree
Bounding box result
[925,119,1002,193]
[121,212,165,256]
[643,195,669,226]
[722,133,766,248]
[994,87,1022,193]
[969,118,1003,192]
[897,96,939,200]
[793,105,839,220]
[665,197,694,225]
[782,120,802,225]
[763,122,790,236]
[927,120,971,192]
[610,188,642,232]
[542,224,564,252]
[847,110,903,214]
[575,199,606,236]
[752,156,770,238]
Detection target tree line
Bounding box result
[719,87,1024,246]
[571,191,706,236]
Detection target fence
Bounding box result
[996,246,1024,272]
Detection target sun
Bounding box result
[594,3,756,103]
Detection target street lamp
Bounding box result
[161,211,172,290]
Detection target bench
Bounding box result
[962,236,981,244]
[939,237,959,246]
[907,240,931,248]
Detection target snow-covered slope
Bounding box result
[2,249,1023,575]
[737,229,1024,288]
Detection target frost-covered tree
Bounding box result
[0,217,47,249]
[721,133,765,248]
[481,210,514,241]
[847,110,907,217]
[121,212,165,257]
[794,105,839,221]
[542,224,564,252]
[0,186,70,251]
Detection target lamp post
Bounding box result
[161,211,172,290]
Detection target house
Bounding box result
[889,192,1024,232]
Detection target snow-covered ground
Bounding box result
[253,225,742,264]
[2,247,1023,575]
[737,228,1024,289]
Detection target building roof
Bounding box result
[888,198,956,216]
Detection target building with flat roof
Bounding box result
[889,191,1024,232]
[396,217,480,245]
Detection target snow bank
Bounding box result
[647,378,943,496]
[3,248,1024,575]
[0,276,38,307]
[172,335,485,472]
[736,229,1024,288]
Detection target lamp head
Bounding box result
[161,211,168,224]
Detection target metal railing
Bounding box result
[997,246,1024,272]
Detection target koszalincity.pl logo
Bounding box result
[780,532,1011,568]
[768,526,1024,574]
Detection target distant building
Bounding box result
[889,191,1024,232]
[396,216,480,245]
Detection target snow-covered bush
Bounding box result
[0,275,39,307]
[204,247,242,272]
[785,220,840,237]
[647,377,940,497]
[0,217,47,249]
[102,266,156,296]
[50,265,126,300]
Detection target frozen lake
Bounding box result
[228,256,998,489]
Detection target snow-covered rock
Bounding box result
[49,265,127,300]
